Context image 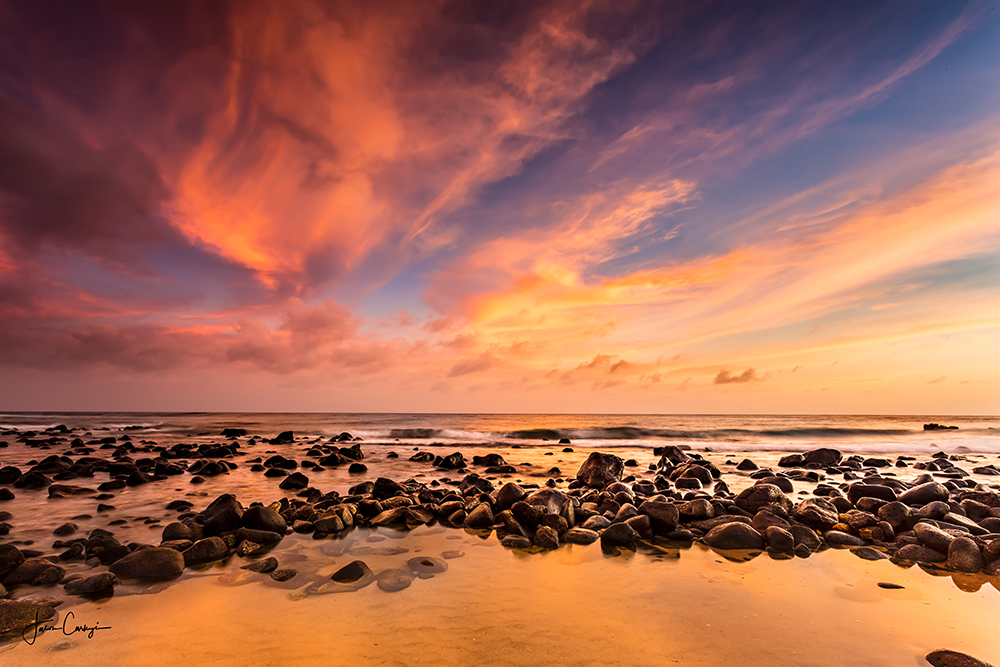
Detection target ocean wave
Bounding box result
[501,426,926,441]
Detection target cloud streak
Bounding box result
[0,1,997,412]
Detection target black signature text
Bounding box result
[22,610,112,645]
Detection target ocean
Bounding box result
[2,412,997,453]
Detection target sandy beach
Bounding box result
[0,414,997,666]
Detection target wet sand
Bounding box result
[1,421,998,666]
[2,525,998,666]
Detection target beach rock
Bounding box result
[984,539,1000,565]
[14,472,52,489]
[109,547,185,579]
[656,446,692,465]
[778,454,804,468]
[203,494,244,536]
[765,526,794,552]
[914,522,957,553]
[877,501,913,530]
[182,537,229,565]
[376,568,414,592]
[162,522,194,542]
[563,528,599,545]
[895,544,947,563]
[53,522,79,537]
[241,557,278,574]
[2,558,65,586]
[822,530,865,547]
[48,484,96,498]
[639,499,679,534]
[576,452,624,488]
[803,448,842,466]
[790,525,822,551]
[735,484,792,515]
[916,501,950,521]
[242,505,287,533]
[525,488,572,515]
[63,572,117,596]
[0,599,56,640]
[437,452,466,470]
[899,482,949,507]
[704,523,765,550]
[331,560,374,585]
[314,514,346,533]
[407,557,448,575]
[534,525,560,549]
[235,540,262,557]
[925,650,995,667]
[846,483,896,505]
[850,547,888,561]
[278,472,309,490]
[948,537,984,573]
[463,503,494,529]
[271,431,294,444]
[270,569,297,582]
[234,527,282,544]
[752,508,790,533]
[600,522,639,550]
[0,544,24,578]
[500,535,532,549]
[679,499,714,520]
[510,500,545,531]
[496,483,527,512]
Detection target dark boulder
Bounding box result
[438,452,466,470]
[331,560,374,585]
[162,521,194,542]
[638,499,679,534]
[0,600,56,640]
[2,558,65,586]
[735,484,792,515]
[0,544,24,578]
[182,537,229,565]
[203,494,244,536]
[600,522,639,550]
[895,544,946,563]
[704,523,765,550]
[792,498,840,531]
[914,522,957,553]
[278,472,309,490]
[822,530,865,547]
[534,525,560,549]
[925,650,993,667]
[563,527,599,545]
[242,505,287,533]
[463,503,494,529]
[375,568,414,592]
[846,484,896,505]
[64,572,117,596]
[947,537,984,573]
[495,482,527,512]
[242,557,279,573]
[898,482,949,507]
[803,448,842,466]
[576,452,624,488]
[109,547,185,579]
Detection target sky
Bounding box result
[0,0,998,414]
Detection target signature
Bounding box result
[22,610,112,646]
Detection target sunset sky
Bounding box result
[0,1,998,413]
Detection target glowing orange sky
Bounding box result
[0,1,997,412]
